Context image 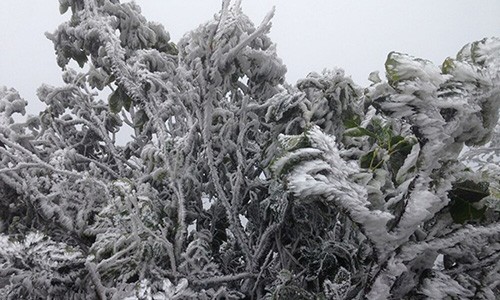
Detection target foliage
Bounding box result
[1,0,499,299]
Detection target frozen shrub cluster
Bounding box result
[0,0,499,299]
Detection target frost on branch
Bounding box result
[273,38,500,298]
[0,232,87,299]
[0,0,499,299]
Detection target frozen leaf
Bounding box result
[449,180,489,223]
[1,1,499,299]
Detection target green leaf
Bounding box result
[59,3,69,15]
[470,40,483,66]
[451,180,490,202]
[441,57,455,74]
[385,52,401,84]
[105,114,123,133]
[390,136,415,154]
[389,150,410,178]
[167,42,179,55]
[87,68,108,90]
[449,180,489,223]
[344,127,376,138]
[59,1,69,14]
[108,87,133,113]
[390,136,405,148]
[134,109,149,130]
[123,94,132,111]
[388,136,415,178]
[344,115,361,129]
[108,89,123,113]
[449,198,486,224]
[74,51,88,68]
[360,150,380,169]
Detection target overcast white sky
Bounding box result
[1,1,499,115]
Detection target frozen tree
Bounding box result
[0,0,499,299]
